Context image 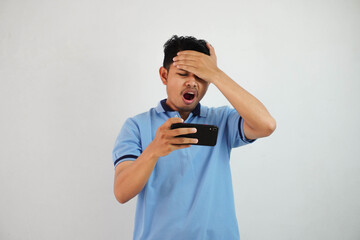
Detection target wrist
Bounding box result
[211,69,226,86]
[143,142,161,160]
[208,69,223,85]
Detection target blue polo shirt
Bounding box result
[112,99,255,240]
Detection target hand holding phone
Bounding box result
[170,123,218,146]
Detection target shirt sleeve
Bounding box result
[225,107,256,148]
[112,118,142,168]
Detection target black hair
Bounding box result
[162,35,210,71]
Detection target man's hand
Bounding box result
[172,42,221,83]
[114,117,198,204]
[149,117,198,158]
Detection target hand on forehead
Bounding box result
[171,42,218,84]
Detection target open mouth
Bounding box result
[182,90,197,104]
[183,92,195,100]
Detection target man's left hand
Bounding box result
[172,42,221,83]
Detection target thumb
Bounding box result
[206,42,215,56]
[206,42,217,63]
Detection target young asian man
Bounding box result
[112,35,276,240]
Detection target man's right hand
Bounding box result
[114,117,198,204]
[148,117,198,158]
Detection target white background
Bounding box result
[1,0,359,239]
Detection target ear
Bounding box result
[159,66,168,85]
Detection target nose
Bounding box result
[185,75,198,88]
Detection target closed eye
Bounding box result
[177,73,204,82]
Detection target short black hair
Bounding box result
[163,35,210,71]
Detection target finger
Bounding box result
[173,58,198,65]
[177,50,202,57]
[168,117,184,123]
[171,137,198,145]
[206,42,216,58]
[171,127,197,136]
[164,117,184,128]
[173,60,197,68]
[175,64,197,73]
[173,55,198,62]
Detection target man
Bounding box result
[113,35,276,240]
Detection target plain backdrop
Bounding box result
[1,0,359,239]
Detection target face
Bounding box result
[159,64,209,114]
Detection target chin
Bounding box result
[180,101,198,110]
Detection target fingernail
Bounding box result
[192,128,197,133]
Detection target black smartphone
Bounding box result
[170,123,218,146]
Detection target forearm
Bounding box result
[114,145,159,204]
[212,70,276,131]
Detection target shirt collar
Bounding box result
[155,99,207,117]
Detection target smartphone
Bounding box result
[170,123,218,146]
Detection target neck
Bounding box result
[179,112,191,121]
